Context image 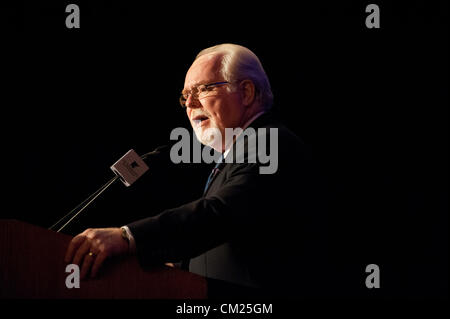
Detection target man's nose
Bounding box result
[185,95,201,109]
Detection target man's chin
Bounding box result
[194,127,224,152]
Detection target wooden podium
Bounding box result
[0,220,207,299]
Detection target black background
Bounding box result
[1,0,448,299]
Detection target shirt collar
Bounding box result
[223,111,266,160]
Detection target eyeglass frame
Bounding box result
[179,81,231,108]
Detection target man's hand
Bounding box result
[64,228,129,279]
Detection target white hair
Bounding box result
[196,43,274,110]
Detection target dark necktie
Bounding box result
[181,155,224,271]
[203,155,224,194]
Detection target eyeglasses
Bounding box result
[179,81,230,108]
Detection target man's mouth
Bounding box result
[192,115,210,127]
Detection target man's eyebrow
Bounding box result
[182,83,194,92]
[183,81,202,92]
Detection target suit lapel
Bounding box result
[203,112,275,196]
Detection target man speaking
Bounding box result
[65,43,327,297]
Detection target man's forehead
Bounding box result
[184,53,224,89]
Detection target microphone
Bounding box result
[48,144,172,233]
[111,143,173,186]
[111,149,149,187]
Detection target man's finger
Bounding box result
[65,235,86,263]
[90,252,108,278]
[80,252,96,280]
[72,239,91,266]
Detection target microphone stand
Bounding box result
[48,175,120,233]
[48,144,171,233]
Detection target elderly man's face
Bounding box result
[184,53,246,151]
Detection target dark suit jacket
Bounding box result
[127,112,329,297]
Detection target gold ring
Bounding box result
[88,252,94,257]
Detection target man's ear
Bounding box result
[240,80,256,107]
